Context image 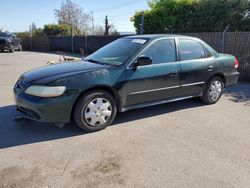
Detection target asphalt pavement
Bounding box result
[0,51,250,188]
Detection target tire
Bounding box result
[200,76,224,104]
[73,90,117,132]
[18,44,22,51]
[0,50,4,52]
[9,44,14,53]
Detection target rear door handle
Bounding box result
[169,71,178,77]
[208,65,214,71]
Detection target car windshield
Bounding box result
[85,38,148,66]
[0,32,11,37]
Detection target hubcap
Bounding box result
[83,98,112,127]
[209,80,222,102]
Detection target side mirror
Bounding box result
[133,56,152,67]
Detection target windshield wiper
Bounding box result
[85,58,104,64]
[84,59,114,66]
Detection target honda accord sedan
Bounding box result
[14,35,239,132]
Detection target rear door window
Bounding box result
[179,39,205,61]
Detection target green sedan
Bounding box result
[14,35,239,132]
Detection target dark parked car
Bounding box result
[0,32,22,53]
[14,35,239,132]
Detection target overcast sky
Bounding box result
[0,0,149,32]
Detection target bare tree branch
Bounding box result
[54,0,91,35]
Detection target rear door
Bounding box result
[177,38,215,96]
[125,38,181,107]
[11,34,19,48]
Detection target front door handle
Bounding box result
[208,65,214,71]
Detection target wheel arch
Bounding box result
[208,73,226,86]
[70,85,121,120]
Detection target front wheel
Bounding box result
[18,44,22,51]
[200,76,224,104]
[9,44,14,53]
[73,90,117,132]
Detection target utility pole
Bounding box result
[104,15,110,36]
[85,35,88,55]
[29,25,33,51]
[91,11,94,35]
[139,11,144,35]
[221,26,229,53]
[70,18,74,53]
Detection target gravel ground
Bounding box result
[0,51,250,188]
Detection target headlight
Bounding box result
[25,85,66,97]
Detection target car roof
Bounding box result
[123,34,197,40]
[123,34,218,55]
[0,32,12,34]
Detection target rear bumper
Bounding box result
[225,71,240,86]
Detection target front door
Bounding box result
[125,38,181,107]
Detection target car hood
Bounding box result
[0,37,10,41]
[20,60,109,85]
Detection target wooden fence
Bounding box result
[20,32,250,81]
[21,35,124,54]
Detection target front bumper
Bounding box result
[14,91,77,123]
[0,44,10,50]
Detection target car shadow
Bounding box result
[224,82,250,106]
[113,98,204,125]
[0,98,204,149]
[0,105,84,149]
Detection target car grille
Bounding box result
[15,77,26,89]
[17,106,41,120]
[15,80,22,89]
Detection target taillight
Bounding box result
[234,58,239,69]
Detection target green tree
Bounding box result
[132,0,250,33]
[31,23,44,36]
[33,28,44,36]
[16,23,44,38]
[43,24,71,36]
[16,32,30,38]
[189,0,250,32]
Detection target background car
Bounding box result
[0,32,22,53]
[14,35,239,132]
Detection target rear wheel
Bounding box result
[200,76,224,104]
[73,90,117,132]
